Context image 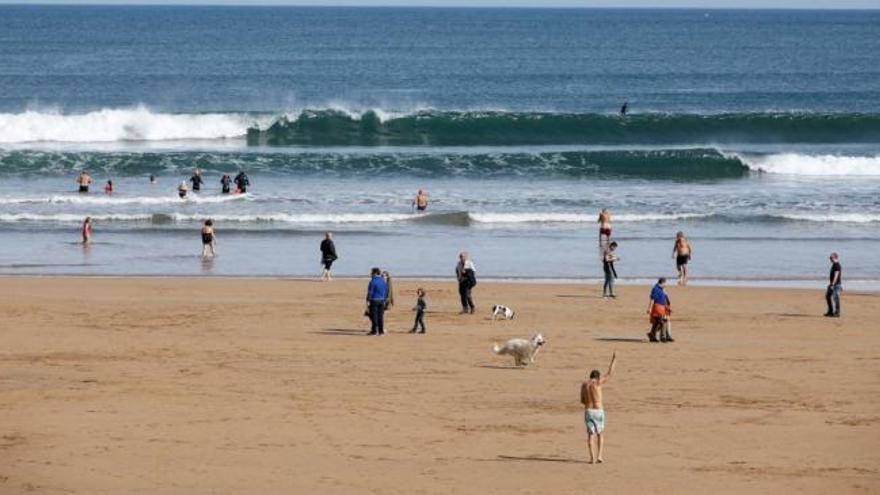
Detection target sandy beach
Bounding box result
[0,277,878,494]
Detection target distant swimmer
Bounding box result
[190,168,203,192]
[201,219,216,258]
[178,181,189,199]
[149,174,157,184]
[619,101,628,116]
[220,174,232,194]
[413,189,429,212]
[104,180,113,195]
[76,171,92,193]
[598,208,612,246]
[234,171,250,194]
[673,231,692,286]
[81,217,92,245]
[580,352,617,464]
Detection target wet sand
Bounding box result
[0,277,878,494]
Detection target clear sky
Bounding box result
[0,0,878,8]
[0,0,877,7]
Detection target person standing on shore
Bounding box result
[366,267,389,336]
[647,278,674,343]
[580,351,617,464]
[382,271,395,309]
[413,189,429,212]
[190,168,203,193]
[81,217,92,245]
[598,208,612,247]
[76,171,92,193]
[410,288,427,334]
[602,241,619,298]
[201,220,216,258]
[673,231,692,286]
[320,233,338,281]
[456,251,477,314]
[825,253,842,318]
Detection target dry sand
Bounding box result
[0,277,878,494]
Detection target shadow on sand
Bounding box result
[314,328,367,337]
[594,337,646,343]
[492,455,586,464]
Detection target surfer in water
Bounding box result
[413,189,429,212]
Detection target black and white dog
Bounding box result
[491,304,516,321]
[492,333,545,367]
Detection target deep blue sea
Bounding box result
[0,6,878,286]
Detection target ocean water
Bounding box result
[0,6,879,287]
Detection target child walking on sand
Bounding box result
[410,288,427,334]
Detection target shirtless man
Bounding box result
[76,171,92,193]
[673,231,692,286]
[413,189,429,212]
[580,352,617,464]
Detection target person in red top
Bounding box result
[104,180,113,195]
[82,217,93,245]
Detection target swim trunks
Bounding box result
[78,185,89,193]
[600,227,611,237]
[676,254,690,267]
[585,408,605,434]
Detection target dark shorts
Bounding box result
[600,227,611,237]
[416,205,427,211]
[323,259,334,270]
[676,255,690,267]
[78,185,89,193]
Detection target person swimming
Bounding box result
[178,181,189,199]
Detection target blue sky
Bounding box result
[1,0,878,7]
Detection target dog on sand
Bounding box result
[492,333,545,366]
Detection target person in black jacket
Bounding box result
[455,251,477,314]
[234,170,250,194]
[320,232,338,281]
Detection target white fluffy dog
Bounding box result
[491,304,516,321]
[492,333,545,367]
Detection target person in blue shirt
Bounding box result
[366,267,389,336]
[647,278,674,343]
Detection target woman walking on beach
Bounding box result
[456,251,477,314]
[382,271,395,308]
[320,232,338,281]
[201,220,216,258]
[673,231,692,286]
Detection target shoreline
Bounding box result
[0,273,878,292]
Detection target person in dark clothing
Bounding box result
[602,241,619,298]
[366,267,389,336]
[410,288,427,334]
[825,252,842,317]
[320,232,338,281]
[455,251,477,314]
[190,169,203,192]
[234,171,250,194]
[220,174,232,194]
[620,101,628,116]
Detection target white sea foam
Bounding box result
[738,153,880,176]
[0,194,248,206]
[0,106,264,143]
[468,212,710,223]
[778,213,880,223]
